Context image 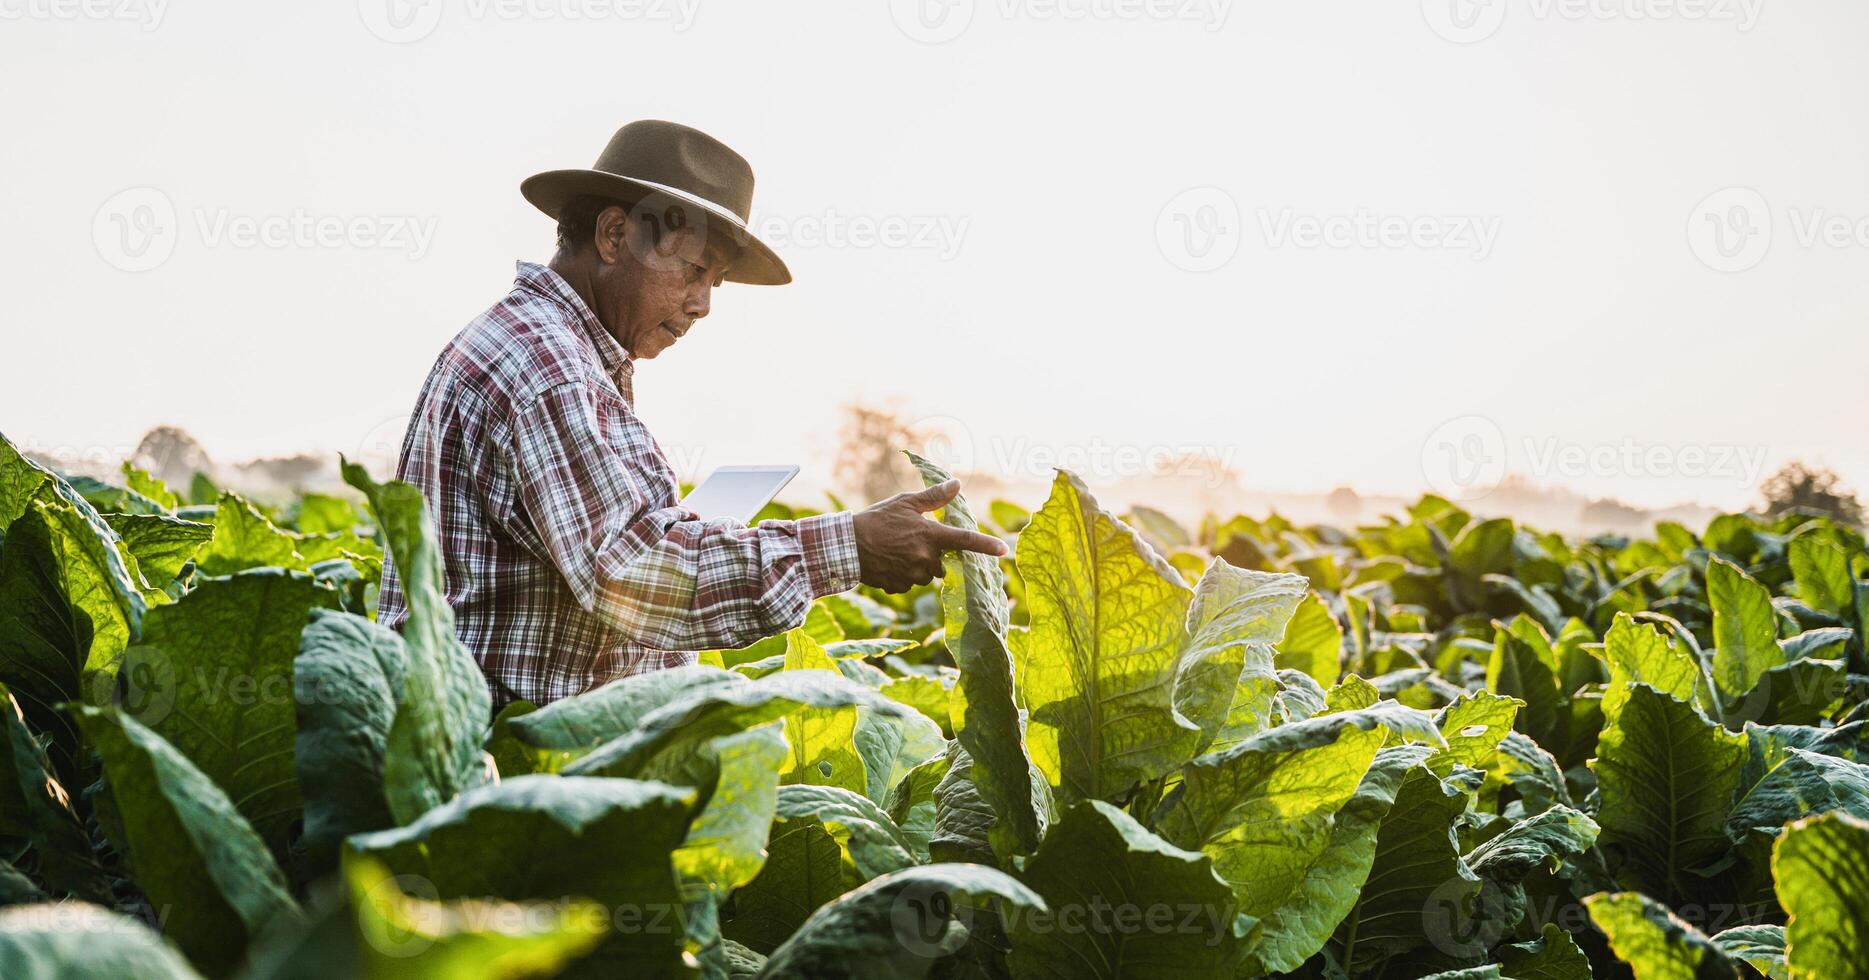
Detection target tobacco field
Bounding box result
[0,429,1866,979]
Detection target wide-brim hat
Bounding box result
[521,119,790,286]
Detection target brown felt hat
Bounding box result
[521,120,790,286]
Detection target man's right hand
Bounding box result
[852,479,1008,594]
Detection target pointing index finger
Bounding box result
[928,522,1009,558]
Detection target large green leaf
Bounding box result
[758,864,1043,980]
[1710,924,1788,980]
[71,705,298,975]
[1496,921,1592,979]
[345,774,697,976]
[1486,616,1564,752]
[1431,691,1521,777]
[1008,799,1257,978]
[1331,766,1482,971]
[1243,742,1436,975]
[0,495,147,752]
[1707,557,1785,708]
[1727,726,1869,840]
[104,514,212,591]
[1585,891,1739,979]
[341,460,490,825]
[674,723,789,896]
[1016,469,1198,803]
[1174,561,1308,754]
[1275,591,1343,688]
[118,570,334,853]
[773,784,919,882]
[777,632,868,796]
[1771,812,1869,980]
[509,665,748,754]
[927,743,996,866]
[724,811,849,955]
[196,494,306,576]
[1592,684,1747,904]
[293,608,407,878]
[0,684,109,903]
[562,669,913,783]
[345,855,608,979]
[0,903,203,979]
[0,434,51,531]
[1156,701,1441,854]
[1787,533,1854,618]
[1602,613,1709,722]
[908,453,1043,858]
[887,752,949,862]
[1463,805,1600,882]
[852,702,945,811]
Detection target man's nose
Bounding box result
[686,282,712,320]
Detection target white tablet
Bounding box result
[679,465,801,522]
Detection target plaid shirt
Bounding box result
[377,260,862,708]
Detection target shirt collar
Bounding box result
[513,260,635,385]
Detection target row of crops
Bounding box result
[0,429,1865,978]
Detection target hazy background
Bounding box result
[4,0,1866,524]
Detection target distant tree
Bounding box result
[1327,485,1361,519]
[1760,461,1863,525]
[831,403,920,505]
[1581,496,1645,529]
[131,426,214,488]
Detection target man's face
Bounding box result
[591,204,735,359]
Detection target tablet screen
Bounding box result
[679,465,801,522]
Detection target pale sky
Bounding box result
[4,0,1866,511]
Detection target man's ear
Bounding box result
[593,204,632,265]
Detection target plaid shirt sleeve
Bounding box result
[504,379,862,652]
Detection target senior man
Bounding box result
[378,120,1003,708]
